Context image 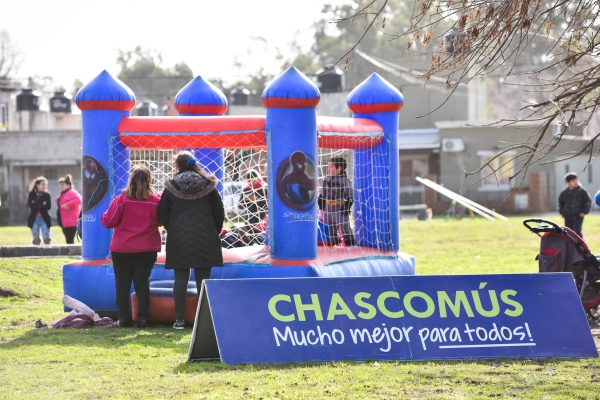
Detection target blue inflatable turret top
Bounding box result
[75,70,135,111]
[594,191,600,206]
[262,66,320,109]
[175,76,227,115]
[347,73,404,114]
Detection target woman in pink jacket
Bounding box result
[101,164,161,328]
[55,174,82,244]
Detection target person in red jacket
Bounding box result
[55,174,82,244]
[101,164,161,328]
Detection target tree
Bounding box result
[0,30,23,79]
[116,46,194,110]
[313,1,413,65]
[332,0,600,186]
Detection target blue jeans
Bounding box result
[31,216,50,245]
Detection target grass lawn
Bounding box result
[0,226,68,246]
[1,216,600,398]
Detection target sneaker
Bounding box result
[137,319,148,329]
[32,237,41,245]
[34,319,47,329]
[117,320,133,328]
[173,320,185,329]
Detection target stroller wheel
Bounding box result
[588,306,600,320]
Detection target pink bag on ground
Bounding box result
[51,313,95,329]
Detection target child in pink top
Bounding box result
[56,174,82,244]
[101,164,161,328]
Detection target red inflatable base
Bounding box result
[131,293,197,324]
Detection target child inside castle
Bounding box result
[318,156,356,246]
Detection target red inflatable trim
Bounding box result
[267,246,399,267]
[119,116,265,133]
[347,102,404,113]
[64,246,399,268]
[118,116,267,150]
[317,117,385,149]
[174,104,227,115]
[76,100,136,111]
[317,117,382,134]
[120,132,266,150]
[262,97,320,109]
[117,116,387,150]
[131,293,197,324]
[64,259,111,266]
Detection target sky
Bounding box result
[2,0,346,91]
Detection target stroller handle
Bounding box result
[523,218,562,234]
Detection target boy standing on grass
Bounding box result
[318,156,356,246]
[559,172,592,238]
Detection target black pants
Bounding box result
[565,216,584,238]
[173,267,211,321]
[62,227,77,244]
[111,251,157,322]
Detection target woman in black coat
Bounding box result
[158,151,225,329]
[27,176,53,245]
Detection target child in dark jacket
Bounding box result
[318,156,356,246]
[158,151,225,330]
[27,176,52,245]
[558,172,592,238]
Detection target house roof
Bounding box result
[397,129,440,150]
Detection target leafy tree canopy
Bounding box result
[116,46,193,109]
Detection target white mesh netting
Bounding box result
[110,134,392,253]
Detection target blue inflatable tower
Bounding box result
[348,73,403,251]
[262,67,320,260]
[175,76,228,193]
[75,70,135,259]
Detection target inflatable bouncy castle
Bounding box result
[63,67,415,315]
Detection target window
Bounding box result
[478,151,516,190]
[44,169,58,180]
[0,103,7,131]
[400,157,428,187]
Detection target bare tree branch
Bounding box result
[334,0,600,187]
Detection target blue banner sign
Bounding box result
[188,274,597,364]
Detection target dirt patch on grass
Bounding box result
[0,288,21,298]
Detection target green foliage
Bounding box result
[116,46,194,110]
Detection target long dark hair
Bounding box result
[122,164,155,200]
[174,151,217,183]
[28,176,47,193]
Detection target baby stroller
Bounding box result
[523,218,600,319]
